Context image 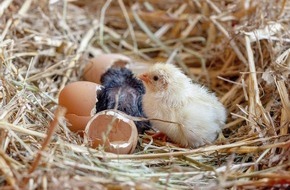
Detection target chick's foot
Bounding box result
[146,131,168,142]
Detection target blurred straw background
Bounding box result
[0,0,289,189]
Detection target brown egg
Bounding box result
[84,110,138,154]
[83,54,131,84]
[58,81,101,133]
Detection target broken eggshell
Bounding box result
[64,114,91,134]
[84,110,138,154]
[58,81,101,134]
[83,54,131,84]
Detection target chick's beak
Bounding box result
[139,73,150,83]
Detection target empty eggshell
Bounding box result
[84,110,138,154]
[59,81,101,116]
[58,81,101,133]
[83,54,131,84]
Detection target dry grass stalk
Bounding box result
[0,0,289,189]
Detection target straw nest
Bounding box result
[0,0,289,189]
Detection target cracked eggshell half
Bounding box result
[83,54,132,84]
[58,81,101,134]
[84,110,138,154]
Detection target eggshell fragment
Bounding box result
[59,81,100,116]
[58,81,101,133]
[84,110,138,154]
[126,61,151,75]
[83,54,131,84]
[65,114,91,134]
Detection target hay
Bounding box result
[0,0,290,189]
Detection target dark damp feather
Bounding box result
[96,67,151,134]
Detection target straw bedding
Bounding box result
[0,0,289,189]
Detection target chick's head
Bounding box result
[139,63,191,94]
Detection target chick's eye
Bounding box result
[153,76,159,81]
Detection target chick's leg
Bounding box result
[146,131,168,141]
[152,131,168,141]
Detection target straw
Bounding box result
[0,0,289,189]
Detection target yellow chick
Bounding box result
[139,63,226,148]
